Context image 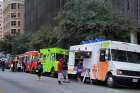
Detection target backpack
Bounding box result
[37,64,42,70]
[62,62,68,70]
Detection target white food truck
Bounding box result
[68,41,140,87]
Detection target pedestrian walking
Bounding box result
[57,58,63,84]
[62,58,69,82]
[1,59,5,72]
[36,62,43,80]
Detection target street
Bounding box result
[0,71,139,93]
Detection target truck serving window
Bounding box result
[111,49,140,64]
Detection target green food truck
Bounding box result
[40,48,68,76]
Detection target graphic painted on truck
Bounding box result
[24,51,40,72]
[40,48,68,73]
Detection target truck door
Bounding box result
[97,49,109,81]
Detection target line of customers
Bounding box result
[35,57,70,83]
[10,58,26,72]
[57,58,83,84]
[9,57,83,84]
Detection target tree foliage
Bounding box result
[29,25,57,50]
[55,0,137,48]
[0,34,30,55]
[0,0,137,54]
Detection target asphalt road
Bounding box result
[0,70,140,93]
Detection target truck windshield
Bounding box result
[111,49,140,64]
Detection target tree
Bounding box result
[30,25,57,50]
[11,33,30,54]
[0,0,137,54]
[55,0,137,48]
[0,33,30,55]
[0,35,13,53]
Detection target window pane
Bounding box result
[127,52,140,63]
[11,13,16,18]
[11,21,16,26]
[111,49,140,64]
[11,29,16,34]
[112,50,127,62]
[11,3,16,9]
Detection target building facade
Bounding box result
[0,1,3,39]
[25,0,65,32]
[3,0,24,36]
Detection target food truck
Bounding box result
[68,40,140,87]
[40,48,68,76]
[24,51,40,73]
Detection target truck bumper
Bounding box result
[115,76,140,86]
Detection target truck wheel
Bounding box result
[106,75,117,88]
[92,79,98,85]
[83,77,92,84]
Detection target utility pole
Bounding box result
[130,0,139,44]
[130,31,138,44]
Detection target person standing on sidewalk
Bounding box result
[57,58,63,84]
[12,60,16,72]
[36,62,43,80]
[1,59,5,72]
[62,58,69,82]
[76,62,83,82]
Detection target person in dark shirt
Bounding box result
[1,59,5,72]
[62,59,69,82]
[76,62,83,81]
[36,62,43,80]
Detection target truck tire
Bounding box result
[106,75,117,88]
[92,79,98,85]
[83,77,92,84]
